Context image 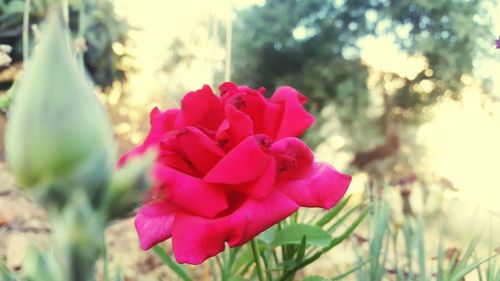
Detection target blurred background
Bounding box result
[1,0,500,279]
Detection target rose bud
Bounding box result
[5,13,114,200]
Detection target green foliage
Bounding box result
[352,187,500,281]
[153,195,369,281]
[0,0,129,89]
[152,246,191,281]
[233,0,488,117]
[231,0,491,176]
[0,263,18,281]
[272,224,333,247]
[302,276,326,281]
[148,187,499,281]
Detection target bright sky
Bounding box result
[115,0,263,104]
[115,1,500,212]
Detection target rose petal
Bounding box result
[277,163,351,209]
[216,105,254,150]
[237,93,282,138]
[156,131,201,177]
[204,136,271,185]
[146,108,183,146]
[227,190,298,247]
[154,164,228,218]
[271,86,315,139]
[181,85,224,130]
[135,200,176,250]
[171,212,232,264]
[219,82,240,98]
[177,127,225,174]
[171,190,298,264]
[271,137,314,179]
[234,158,276,198]
[220,83,283,139]
[118,108,181,166]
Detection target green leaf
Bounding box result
[233,247,254,273]
[0,263,17,281]
[295,236,307,262]
[332,206,370,248]
[302,276,326,281]
[4,0,24,14]
[331,260,369,281]
[114,267,124,281]
[103,237,111,281]
[453,234,480,273]
[450,254,499,281]
[272,224,333,247]
[315,195,351,227]
[278,205,370,281]
[152,246,191,281]
[326,203,363,233]
[229,278,251,281]
[22,245,63,281]
[258,224,277,244]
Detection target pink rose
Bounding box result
[119,82,351,264]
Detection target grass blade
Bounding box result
[152,246,191,281]
[331,260,369,281]
[316,195,351,227]
[451,254,499,281]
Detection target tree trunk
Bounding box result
[351,91,400,169]
[351,128,399,169]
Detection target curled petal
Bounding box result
[177,127,225,174]
[216,105,254,149]
[236,93,282,138]
[157,131,199,176]
[204,136,271,185]
[154,164,228,218]
[118,108,181,166]
[171,190,298,264]
[219,82,240,98]
[135,200,176,250]
[181,85,224,130]
[271,137,314,179]
[277,163,351,209]
[147,107,183,145]
[271,86,315,139]
[219,83,282,139]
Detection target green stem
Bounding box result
[215,255,225,281]
[102,235,110,281]
[250,239,265,281]
[261,249,274,281]
[76,3,86,69]
[22,0,31,62]
[62,0,69,26]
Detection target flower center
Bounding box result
[277,155,298,172]
[253,134,272,148]
[231,95,246,109]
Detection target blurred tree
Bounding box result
[0,0,129,90]
[231,0,491,178]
